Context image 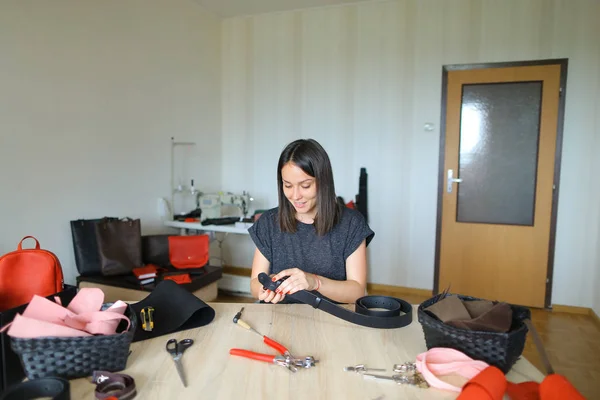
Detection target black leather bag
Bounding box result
[95,218,143,276]
[70,218,118,276]
[141,234,171,268]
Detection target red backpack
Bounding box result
[0,236,64,311]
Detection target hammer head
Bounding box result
[232,307,244,323]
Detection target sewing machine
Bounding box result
[198,191,254,220]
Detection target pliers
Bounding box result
[229,336,318,373]
[230,335,298,372]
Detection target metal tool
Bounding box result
[229,347,318,373]
[166,338,194,387]
[293,356,319,369]
[229,334,316,373]
[363,372,429,388]
[232,307,262,337]
[344,364,386,374]
[393,362,419,373]
[140,306,154,332]
[230,308,318,372]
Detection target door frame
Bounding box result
[432,58,569,308]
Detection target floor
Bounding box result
[216,290,600,399]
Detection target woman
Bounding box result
[248,138,374,304]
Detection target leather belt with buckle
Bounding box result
[92,371,137,400]
[258,272,413,329]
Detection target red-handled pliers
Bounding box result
[230,336,297,372]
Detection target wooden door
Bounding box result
[434,60,567,308]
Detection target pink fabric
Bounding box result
[415,347,490,392]
[8,314,93,338]
[66,287,104,314]
[0,288,129,338]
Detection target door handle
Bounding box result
[447,169,463,193]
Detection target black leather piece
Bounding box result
[130,280,215,342]
[70,217,118,276]
[259,273,412,329]
[0,377,70,400]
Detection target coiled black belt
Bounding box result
[258,273,413,329]
[0,378,70,400]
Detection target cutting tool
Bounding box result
[166,338,194,387]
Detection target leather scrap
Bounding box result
[446,302,513,333]
[425,296,513,333]
[424,295,471,322]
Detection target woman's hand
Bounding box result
[271,268,318,295]
[257,274,286,303]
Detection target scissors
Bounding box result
[166,338,194,387]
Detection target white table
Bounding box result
[164,220,251,235]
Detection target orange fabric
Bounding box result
[458,366,584,400]
[168,235,209,269]
[539,374,586,400]
[0,236,64,311]
[163,274,192,285]
[506,381,541,400]
[457,366,507,399]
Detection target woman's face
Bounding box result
[281,162,318,220]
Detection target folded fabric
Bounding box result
[163,273,192,285]
[7,314,93,338]
[0,288,129,338]
[425,296,513,333]
[130,280,215,342]
[415,347,490,392]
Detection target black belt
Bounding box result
[0,378,70,400]
[258,273,412,329]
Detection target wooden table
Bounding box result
[70,303,544,399]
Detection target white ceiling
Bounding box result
[192,0,376,18]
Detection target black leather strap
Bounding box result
[0,378,70,400]
[258,273,412,329]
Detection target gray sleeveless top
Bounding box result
[248,206,374,281]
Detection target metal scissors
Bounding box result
[166,338,194,387]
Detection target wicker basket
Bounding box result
[417,294,531,374]
[10,303,136,380]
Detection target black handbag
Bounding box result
[70,217,119,276]
[141,234,171,268]
[95,218,143,276]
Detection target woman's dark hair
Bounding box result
[277,139,341,235]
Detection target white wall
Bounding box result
[221,0,600,307]
[0,0,222,285]
[593,70,600,317]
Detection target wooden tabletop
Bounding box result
[70,302,544,399]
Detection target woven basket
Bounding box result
[10,303,136,380]
[417,294,531,374]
